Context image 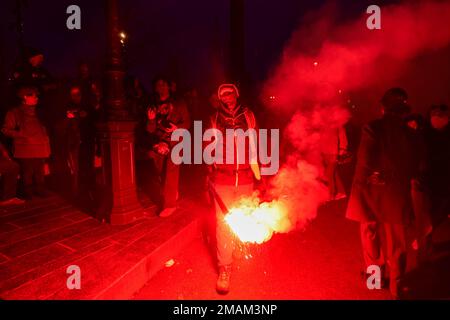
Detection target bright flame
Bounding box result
[224,196,291,245]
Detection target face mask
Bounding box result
[431,116,449,130]
[24,95,39,106]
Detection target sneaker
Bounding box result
[159,207,177,218]
[216,265,232,295]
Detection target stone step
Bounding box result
[0,197,204,300]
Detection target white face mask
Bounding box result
[431,116,449,130]
[24,95,39,107]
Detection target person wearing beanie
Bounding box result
[2,85,51,200]
[207,83,261,295]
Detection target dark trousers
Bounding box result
[66,141,95,200]
[323,154,346,199]
[0,158,20,200]
[149,151,180,209]
[66,144,80,196]
[360,222,407,297]
[18,158,46,195]
[78,140,96,189]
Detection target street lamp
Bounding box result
[119,31,127,45]
[96,0,144,225]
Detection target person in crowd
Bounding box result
[0,142,24,206]
[207,83,261,295]
[184,87,202,121]
[2,85,51,200]
[10,48,57,126]
[209,92,221,112]
[146,76,190,218]
[404,113,433,264]
[73,63,100,181]
[126,76,150,120]
[424,104,450,226]
[346,88,425,299]
[11,47,55,95]
[129,76,154,198]
[73,62,101,113]
[169,80,179,100]
[62,86,89,199]
[73,83,97,206]
[320,125,349,201]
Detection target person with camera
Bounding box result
[146,77,190,218]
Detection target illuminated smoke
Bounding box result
[264,0,450,110]
[261,0,450,231]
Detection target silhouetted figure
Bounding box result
[425,105,450,226]
[146,76,190,218]
[321,126,348,201]
[346,88,426,299]
[2,86,51,200]
[0,142,23,206]
[11,47,54,93]
[62,86,88,199]
[208,83,260,295]
[126,76,150,120]
[73,62,101,113]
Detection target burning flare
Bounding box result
[224,196,291,245]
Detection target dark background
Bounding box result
[1,0,449,124]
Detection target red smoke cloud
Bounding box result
[263,0,450,231]
[264,0,450,110]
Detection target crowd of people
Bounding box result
[346,88,449,299]
[0,47,448,298]
[0,48,195,215]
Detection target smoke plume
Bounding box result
[264,0,450,231]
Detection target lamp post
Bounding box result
[97,0,143,225]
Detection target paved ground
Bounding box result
[0,194,200,300]
[134,201,396,300]
[134,199,450,300]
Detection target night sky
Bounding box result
[1,0,448,123]
[0,0,397,93]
